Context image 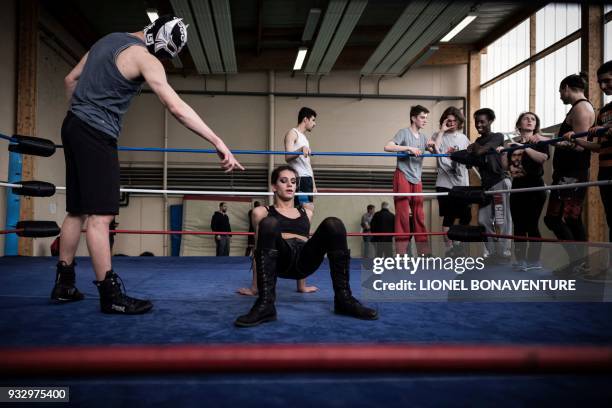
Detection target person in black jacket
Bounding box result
[468,108,512,263]
[370,202,395,258]
[211,202,232,256]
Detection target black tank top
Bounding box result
[266,205,310,237]
[552,98,592,181]
[70,33,146,138]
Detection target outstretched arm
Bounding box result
[470,134,504,156]
[137,49,244,172]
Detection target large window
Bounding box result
[480,19,530,132]
[481,67,530,132]
[536,3,581,52]
[535,39,581,128]
[480,3,589,131]
[481,19,529,84]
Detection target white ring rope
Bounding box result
[485,179,612,194]
[1,179,611,197]
[0,182,22,188]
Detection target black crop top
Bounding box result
[266,205,310,237]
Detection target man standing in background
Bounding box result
[211,202,232,256]
[285,107,317,210]
[371,202,395,258]
[384,105,431,256]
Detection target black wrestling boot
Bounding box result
[51,261,84,303]
[235,248,278,327]
[94,270,153,314]
[328,249,378,320]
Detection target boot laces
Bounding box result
[110,273,134,303]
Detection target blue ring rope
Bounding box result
[1,128,605,158]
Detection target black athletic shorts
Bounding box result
[61,111,120,215]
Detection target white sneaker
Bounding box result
[522,262,543,272]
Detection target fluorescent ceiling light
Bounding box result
[146,9,159,23]
[440,15,476,42]
[293,47,308,70]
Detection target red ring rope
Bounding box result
[0,229,22,235]
[2,344,611,375]
[5,227,610,247]
[103,230,448,237]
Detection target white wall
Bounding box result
[0,0,17,256]
[120,66,467,170]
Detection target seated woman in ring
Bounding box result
[235,165,378,327]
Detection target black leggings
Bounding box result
[436,187,471,228]
[510,182,546,262]
[257,216,348,280]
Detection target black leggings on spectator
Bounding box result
[436,187,471,228]
[256,216,348,280]
[510,185,546,263]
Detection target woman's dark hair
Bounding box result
[439,106,465,130]
[515,112,541,134]
[560,72,587,91]
[271,165,297,184]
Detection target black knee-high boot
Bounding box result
[328,249,378,320]
[51,261,84,302]
[235,248,278,327]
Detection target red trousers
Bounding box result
[393,169,430,255]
